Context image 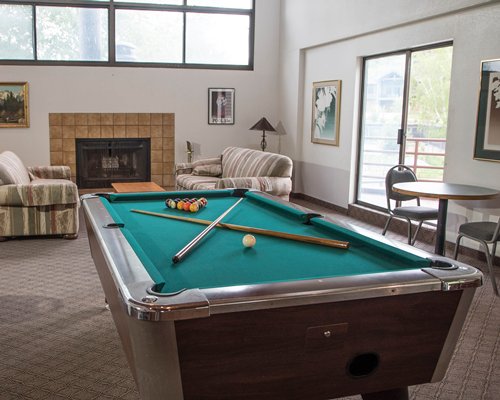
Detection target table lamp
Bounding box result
[186,141,193,163]
[249,117,276,152]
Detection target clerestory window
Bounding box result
[0,0,254,69]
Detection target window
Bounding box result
[0,4,33,60]
[188,0,252,8]
[37,6,108,61]
[356,43,453,209]
[0,0,254,69]
[115,9,183,63]
[185,13,250,65]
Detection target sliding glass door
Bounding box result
[356,43,453,209]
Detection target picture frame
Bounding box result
[474,59,500,162]
[0,82,29,128]
[208,88,235,125]
[311,80,341,146]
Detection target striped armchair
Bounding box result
[0,151,79,240]
[176,147,293,200]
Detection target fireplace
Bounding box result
[48,112,175,189]
[76,138,150,188]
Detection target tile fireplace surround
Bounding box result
[49,113,175,189]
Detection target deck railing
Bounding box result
[405,137,446,182]
[358,136,446,207]
[360,137,446,184]
[358,136,446,208]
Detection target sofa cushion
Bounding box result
[0,179,79,207]
[176,174,219,191]
[192,164,222,177]
[28,179,79,206]
[221,147,292,179]
[0,151,31,185]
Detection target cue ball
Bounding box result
[242,234,256,248]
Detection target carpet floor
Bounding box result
[0,201,498,400]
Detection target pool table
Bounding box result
[82,189,482,400]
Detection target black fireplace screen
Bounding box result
[76,138,151,188]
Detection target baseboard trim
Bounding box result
[350,203,500,264]
[291,193,497,265]
[290,192,348,215]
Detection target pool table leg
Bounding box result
[361,387,409,400]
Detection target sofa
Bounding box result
[0,151,80,240]
[176,147,293,200]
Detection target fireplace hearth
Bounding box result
[76,138,150,188]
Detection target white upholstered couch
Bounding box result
[175,147,293,200]
[0,151,79,240]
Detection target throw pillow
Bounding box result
[0,151,31,185]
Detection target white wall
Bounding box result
[0,0,281,165]
[3,0,500,244]
[279,0,500,242]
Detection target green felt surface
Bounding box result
[101,190,431,294]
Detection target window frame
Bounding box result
[0,0,255,70]
[354,41,453,212]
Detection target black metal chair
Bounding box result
[382,165,439,245]
[453,218,500,296]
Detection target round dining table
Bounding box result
[392,182,499,256]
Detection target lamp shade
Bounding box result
[249,117,276,132]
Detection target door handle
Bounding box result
[397,128,405,145]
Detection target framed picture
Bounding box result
[311,80,341,146]
[208,88,235,125]
[474,59,500,162]
[0,82,29,128]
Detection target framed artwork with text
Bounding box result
[208,88,235,125]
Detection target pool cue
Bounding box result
[131,209,349,250]
[171,197,245,264]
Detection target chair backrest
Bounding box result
[385,165,420,210]
[493,217,500,242]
